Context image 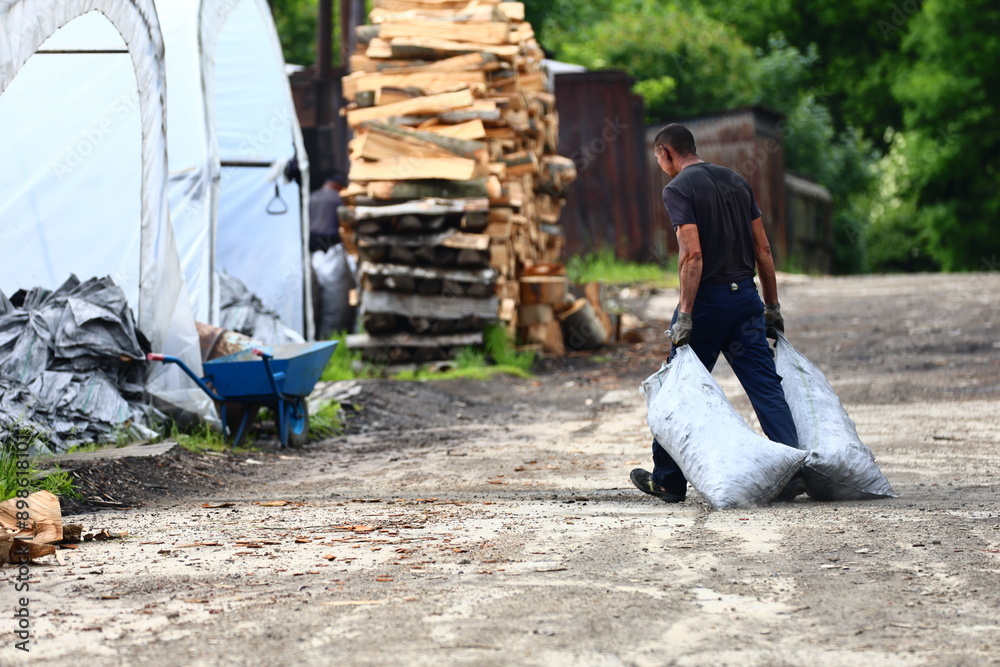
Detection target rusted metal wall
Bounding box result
[785,172,833,273]
[554,72,660,262]
[646,107,789,264]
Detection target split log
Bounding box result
[377,20,510,45]
[436,107,502,123]
[372,0,492,14]
[418,119,486,140]
[523,320,564,356]
[503,150,539,176]
[378,51,500,74]
[497,2,525,21]
[350,157,485,181]
[360,121,488,161]
[583,282,615,340]
[518,303,554,325]
[343,70,487,99]
[520,276,566,305]
[558,298,608,350]
[347,331,483,349]
[362,290,498,320]
[346,89,476,126]
[364,178,489,200]
[343,197,488,223]
[372,37,521,61]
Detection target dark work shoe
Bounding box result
[774,473,808,502]
[630,469,685,503]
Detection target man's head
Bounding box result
[653,124,697,177]
[324,173,345,191]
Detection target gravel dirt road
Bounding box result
[5,273,999,666]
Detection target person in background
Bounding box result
[630,123,805,504]
[309,174,344,252]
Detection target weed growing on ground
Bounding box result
[394,325,534,382]
[1,425,82,501]
[309,401,344,439]
[170,422,246,454]
[567,249,677,287]
[320,331,380,381]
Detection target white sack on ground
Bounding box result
[774,333,896,500]
[642,346,807,510]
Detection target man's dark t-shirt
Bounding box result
[309,187,342,251]
[662,163,761,284]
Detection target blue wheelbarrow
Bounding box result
[147,341,337,448]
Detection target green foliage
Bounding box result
[393,324,534,382]
[1,426,81,501]
[270,0,322,67]
[546,2,757,122]
[309,401,344,439]
[320,332,379,381]
[483,323,536,373]
[566,249,676,287]
[171,422,237,454]
[886,0,1000,270]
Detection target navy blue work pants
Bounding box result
[651,277,799,493]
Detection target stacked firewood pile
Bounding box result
[338,0,584,364]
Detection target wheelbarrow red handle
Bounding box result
[147,353,166,361]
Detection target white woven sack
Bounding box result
[774,333,896,500]
[642,346,807,510]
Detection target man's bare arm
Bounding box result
[750,217,779,305]
[675,223,703,312]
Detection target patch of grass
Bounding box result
[170,422,245,454]
[309,401,343,439]
[66,441,110,455]
[566,249,677,287]
[394,364,532,382]
[483,324,535,373]
[36,467,80,499]
[393,324,535,382]
[1,425,82,501]
[320,331,380,381]
[589,355,614,364]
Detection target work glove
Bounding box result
[764,303,784,340]
[667,311,693,347]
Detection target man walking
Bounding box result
[630,123,804,503]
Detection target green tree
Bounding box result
[542,2,758,123]
[270,0,349,68]
[886,0,1000,270]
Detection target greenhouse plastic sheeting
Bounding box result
[0,1,212,420]
[155,0,311,335]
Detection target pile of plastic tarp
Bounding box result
[218,272,305,345]
[0,276,162,453]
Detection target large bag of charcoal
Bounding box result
[774,333,896,500]
[642,346,807,510]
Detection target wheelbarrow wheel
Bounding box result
[284,398,310,448]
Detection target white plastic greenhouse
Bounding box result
[0,0,210,417]
[156,0,312,337]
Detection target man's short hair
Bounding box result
[654,124,697,156]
